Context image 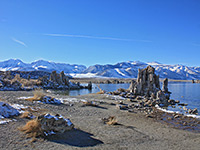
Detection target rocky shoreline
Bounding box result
[0,66,200,150]
[0,70,92,91]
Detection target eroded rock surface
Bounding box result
[38,114,74,136]
[129,66,160,97]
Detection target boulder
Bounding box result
[0,102,20,118]
[188,108,198,115]
[156,90,168,106]
[38,114,74,135]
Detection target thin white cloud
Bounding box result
[11,37,27,47]
[44,33,152,43]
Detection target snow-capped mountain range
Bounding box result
[0,59,200,80]
[0,59,86,73]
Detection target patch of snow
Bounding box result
[115,68,126,76]
[11,104,28,113]
[17,96,32,100]
[147,62,161,66]
[40,96,62,104]
[46,90,52,93]
[108,95,125,100]
[11,67,20,71]
[44,130,56,136]
[125,68,131,71]
[80,99,87,102]
[70,73,103,78]
[37,65,47,68]
[65,118,73,126]
[155,105,200,119]
[44,114,54,119]
[185,114,200,119]
[155,105,179,114]
[44,113,73,127]
[59,98,79,103]
[0,119,12,125]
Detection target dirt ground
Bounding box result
[0,91,199,150]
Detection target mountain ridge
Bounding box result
[0,59,200,80]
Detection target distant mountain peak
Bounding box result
[147,61,162,65]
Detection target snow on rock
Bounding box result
[11,104,28,113]
[106,94,125,100]
[39,96,62,104]
[0,101,38,124]
[0,102,20,118]
[58,98,79,105]
[155,105,200,119]
[18,95,62,104]
[17,96,32,100]
[39,113,74,136]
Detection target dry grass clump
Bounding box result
[11,74,42,87]
[19,118,43,139]
[26,89,45,102]
[82,101,98,107]
[20,111,31,119]
[20,111,34,119]
[20,78,42,87]
[96,91,105,94]
[102,116,118,125]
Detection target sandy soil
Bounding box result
[0,91,199,150]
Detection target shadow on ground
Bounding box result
[46,129,103,147]
[81,105,108,109]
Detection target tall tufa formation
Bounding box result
[130,65,160,97]
[129,65,171,106]
[49,71,69,88]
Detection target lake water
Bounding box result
[57,82,200,111]
[168,82,200,111]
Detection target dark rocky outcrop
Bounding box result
[0,70,90,91]
[109,66,172,108]
[129,66,160,97]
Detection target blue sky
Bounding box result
[0,0,199,66]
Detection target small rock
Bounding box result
[174,115,180,118]
[116,104,128,110]
[175,100,180,103]
[178,103,188,106]
[183,122,187,126]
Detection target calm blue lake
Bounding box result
[60,82,200,111]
